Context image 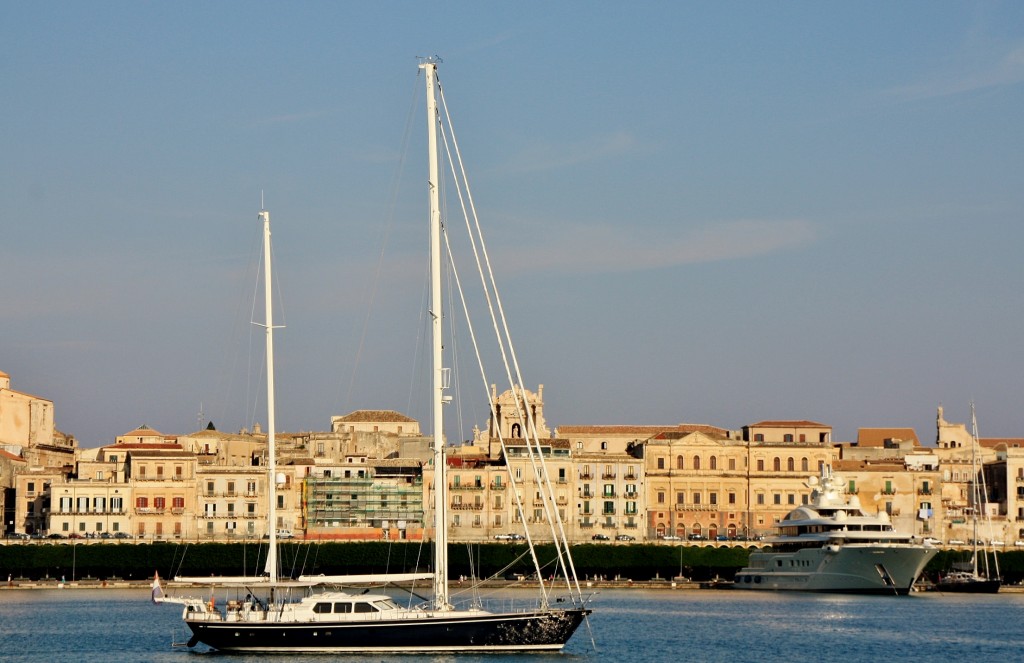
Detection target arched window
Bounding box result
[693,455,701,470]
[676,456,685,470]
[709,456,717,470]
[600,441,608,450]
[773,457,781,471]
[801,457,809,472]
[787,457,795,471]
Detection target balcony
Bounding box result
[918,489,933,496]
[450,484,485,491]
[489,482,507,490]
[579,473,593,481]
[881,489,897,496]
[624,491,638,499]
[451,503,484,511]
[602,508,616,516]
[601,473,616,480]
[674,504,715,512]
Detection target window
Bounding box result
[135,497,148,509]
[783,434,794,443]
[710,492,717,505]
[801,457,809,472]
[676,456,684,470]
[710,456,717,470]
[676,492,685,505]
[757,459,765,472]
[657,491,665,504]
[173,497,185,509]
[728,492,736,505]
[692,492,701,505]
[693,456,701,470]
[787,494,795,505]
[728,458,736,470]
[773,494,782,505]
[154,497,166,510]
[757,493,765,505]
[657,457,665,470]
[787,457,794,471]
[754,434,764,442]
[600,441,608,450]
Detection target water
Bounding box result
[0,588,1022,662]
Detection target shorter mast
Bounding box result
[260,209,278,584]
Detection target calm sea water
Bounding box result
[0,587,1021,662]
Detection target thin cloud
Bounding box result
[885,42,1024,102]
[496,131,639,175]
[490,218,816,275]
[248,110,331,128]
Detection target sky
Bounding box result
[3,2,1023,449]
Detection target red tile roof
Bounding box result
[856,428,920,447]
[334,410,417,423]
[746,420,829,428]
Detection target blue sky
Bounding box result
[3,2,1023,448]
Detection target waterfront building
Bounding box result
[0,448,27,535]
[933,407,1004,544]
[0,369,77,468]
[119,426,198,540]
[303,454,426,541]
[982,444,1024,544]
[834,429,943,539]
[741,421,837,537]
[642,429,748,541]
[14,467,65,535]
[48,445,132,536]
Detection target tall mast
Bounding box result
[420,56,450,611]
[261,209,279,583]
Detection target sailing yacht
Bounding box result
[931,403,1001,593]
[155,59,591,652]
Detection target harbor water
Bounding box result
[0,587,1021,662]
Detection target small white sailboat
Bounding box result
[932,403,1001,593]
[156,58,591,653]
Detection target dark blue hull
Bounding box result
[186,608,590,653]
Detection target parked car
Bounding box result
[660,535,681,541]
[687,534,705,541]
[494,533,513,541]
[113,532,131,539]
[614,534,635,542]
[47,533,65,539]
[947,539,966,545]
[591,533,610,541]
